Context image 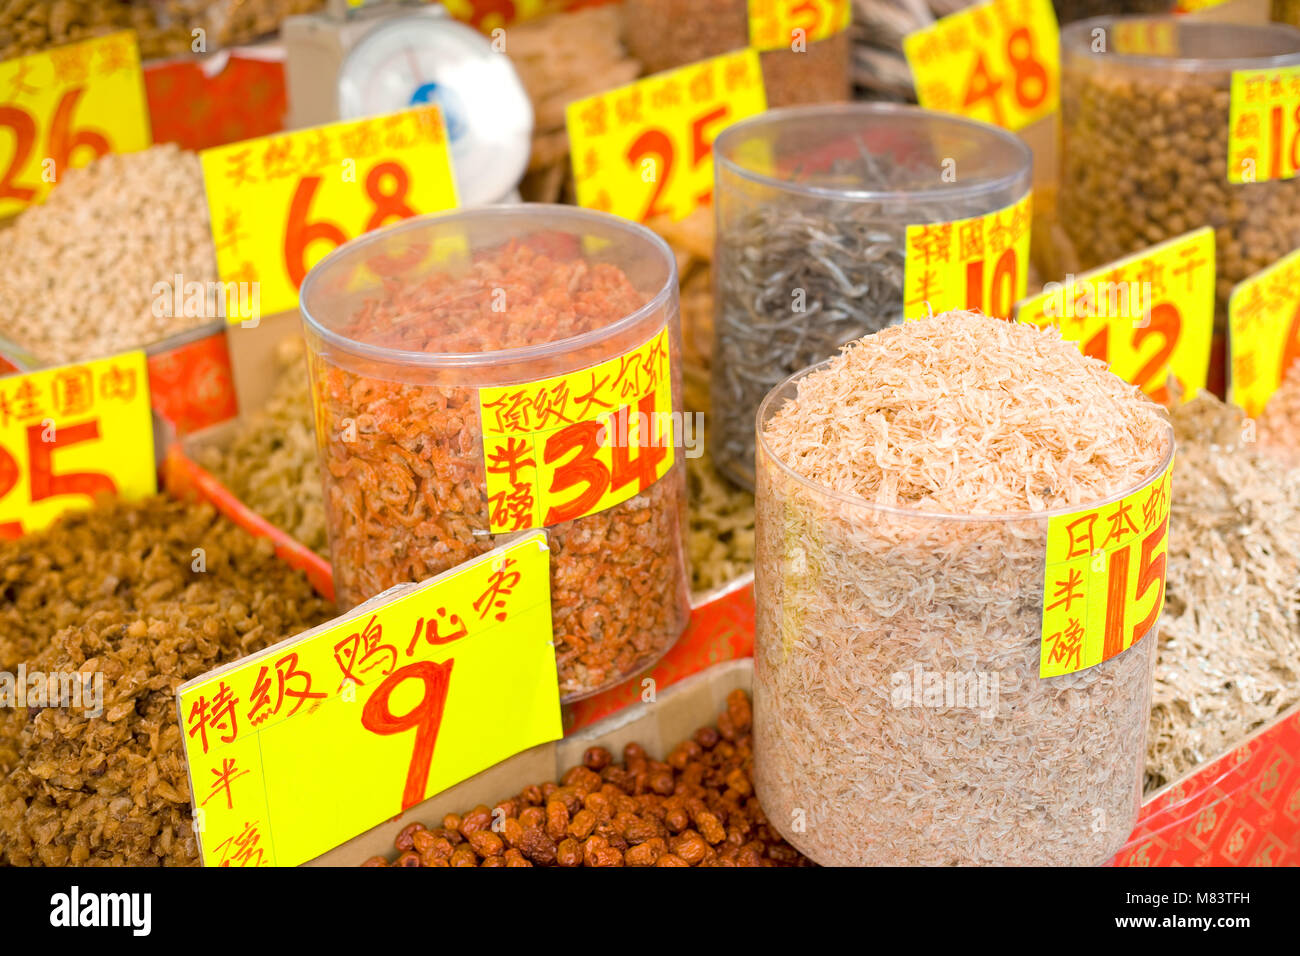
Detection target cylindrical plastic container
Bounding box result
[1060,16,1300,331]
[751,347,1174,867]
[300,206,691,702]
[1051,0,1172,25]
[620,0,850,107]
[711,104,1032,489]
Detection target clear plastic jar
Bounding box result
[300,206,690,702]
[620,0,850,108]
[711,104,1032,489]
[752,362,1174,867]
[1060,16,1300,332]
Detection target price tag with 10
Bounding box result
[177,532,559,868]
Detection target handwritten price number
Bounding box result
[283,160,419,288]
[0,88,110,204]
[1101,514,1168,660]
[0,419,114,539]
[627,107,730,224]
[1080,303,1181,405]
[1263,101,1300,181]
[544,392,667,525]
[961,26,1049,129]
[964,247,1018,318]
[362,658,455,812]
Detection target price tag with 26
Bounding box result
[177,532,559,867]
[0,31,151,218]
[0,351,155,539]
[199,105,459,320]
[566,48,767,223]
[903,0,1060,133]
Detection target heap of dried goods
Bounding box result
[0,145,219,364]
[753,312,1171,865]
[362,689,810,867]
[1257,364,1300,469]
[0,497,334,867]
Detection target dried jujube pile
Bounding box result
[0,496,334,867]
[363,689,810,867]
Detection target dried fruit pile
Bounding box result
[363,689,810,867]
[0,497,334,867]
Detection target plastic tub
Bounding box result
[299,206,691,702]
[710,104,1032,489]
[620,0,850,108]
[751,357,1174,867]
[1059,16,1300,332]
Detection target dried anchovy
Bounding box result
[711,151,1008,489]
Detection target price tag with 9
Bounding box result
[0,31,150,217]
[199,105,458,320]
[903,193,1032,320]
[903,0,1060,133]
[747,0,852,51]
[566,48,767,224]
[1016,227,1216,406]
[177,532,559,867]
[1228,246,1300,418]
[0,351,156,539]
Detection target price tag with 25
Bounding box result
[177,532,559,867]
[0,31,150,218]
[0,351,155,539]
[199,105,459,320]
[1016,227,1216,406]
[566,48,767,223]
[903,0,1060,133]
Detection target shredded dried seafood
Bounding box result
[1147,394,1300,791]
[1257,364,1300,469]
[304,225,690,701]
[0,496,334,867]
[752,312,1171,866]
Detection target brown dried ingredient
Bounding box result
[1257,363,1300,469]
[308,239,689,699]
[0,496,334,867]
[366,690,811,867]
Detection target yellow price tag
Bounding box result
[1175,0,1230,11]
[178,532,558,867]
[903,192,1032,320]
[443,0,566,30]
[748,0,852,52]
[1110,20,1177,57]
[903,0,1059,133]
[0,351,155,539]
[0,32,150,218]
[567,49,767,223]
[199,105,459,321]
[1040,456,1174,678]
[1228,66,1300,185]
[1228,246,1300,418]
[1017,228,1216,405]
[479,326,674,534]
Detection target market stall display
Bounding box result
[1147,392,1300,791]
[752,312,1173,866]
[300,207,690,701]
[621,0,851,107]
[1059,16,1300,331]
[710,104,1032,488]
[362,689,808,867]
[0,144,219,365]
[1258,365,1300,467]
[0,496,335,867]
